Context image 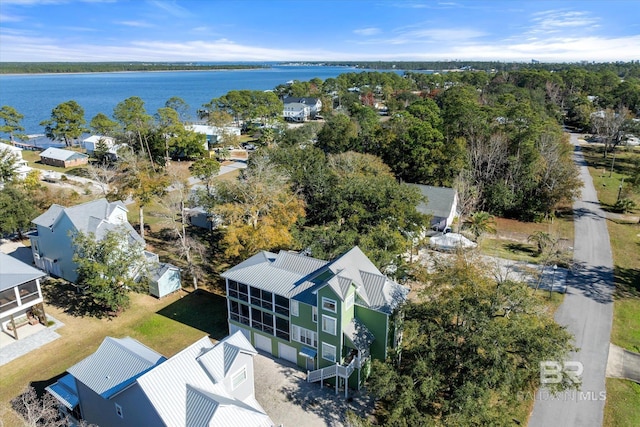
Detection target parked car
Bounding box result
[241,142,256,151]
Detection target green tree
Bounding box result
[368,254,576,426]
[40,100,87,146]
[0,184,39,238]
[0,105,26,143]
[0,147,19,182]
[89,112,118,136]
[165,96,190,122]
[464,211,496,242]
[73,227,150,314]
[190,157,220,195]
[316,113,358,153]
[113,96,154,165]
[528,231,554,255]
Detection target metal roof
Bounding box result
[67,337,165,398]
[39,147,88,161]
[222,246,408,314]
[45,374,79,410]
[0,252,46,291]
[137,332,272,427]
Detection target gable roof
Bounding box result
[407,184,457,218]
[222,246,407,314]
[39,147,88,161]
[137,332,272,427]
[67,337,165,399]
[31,198,143,244]
[0,252,46,291]
[283,97,320,105]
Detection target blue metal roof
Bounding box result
[299,347,317,359]
[46,374,79,410]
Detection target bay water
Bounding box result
[0,65,359,145]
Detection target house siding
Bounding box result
[317,286,342,368]
[31,214,78,282]
[354,305,389,361]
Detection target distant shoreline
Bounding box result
[0,63,270,75]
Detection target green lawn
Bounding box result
[603,379,640,427]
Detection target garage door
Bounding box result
[229,324,251,341]
[253,333,272,354]
[278,342,297,364]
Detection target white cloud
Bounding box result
[0,13,24,22]
[115,20,154,28]
[353,27,380,36]
[529,10,599,35]
[147,0,192,18]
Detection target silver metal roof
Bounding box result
[407,184,457,219]
[67,337,165,398]
[0,252,46,291]
[39,147,88,161]
[137,332,272,427]
[222,246,408,314]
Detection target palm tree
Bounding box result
[465,211,496,242]
[528,231,554,255]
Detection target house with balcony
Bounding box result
[221,246,408,396]
[29,198,180,298]
[282,97,322,122]
[46,332,273,427]
[0,141,31,181]
[0,253,47,339]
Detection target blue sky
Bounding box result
[1,0,639,62]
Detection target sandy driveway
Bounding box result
[253,352,374,427]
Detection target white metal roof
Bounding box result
[137,333,272,427]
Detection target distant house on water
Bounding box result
[39,147,88,168]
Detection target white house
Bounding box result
[282,97,322,122]
[82,135,124,159]
[29,198,181,298]
[407,184,458,232]
[0,141,31,180]
[46,332,274,427]
[186,125,242,150]
[0,253,47,340]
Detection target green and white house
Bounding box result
[221,246,408,395]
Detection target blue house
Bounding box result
[29,198,181,298]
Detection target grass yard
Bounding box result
[0,286,228,427]
[603,379,640,427]
[478,214,574,265]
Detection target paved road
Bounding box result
[529,134,614,426]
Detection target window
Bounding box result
[251,308,274,334]
[275,316,290,341]
[345,293,354,310]
[228,280,248,302]
[250,287,273,311]
[322,315,337,335]
[229,300,250,326]
[322,342,336,362]
[232,367,247,389]
[292,325,318,348]
[322,297,337,313]
[274,294,289,317]
[291,300,299,317]
[312,306,318,323]
[115,403,123,419]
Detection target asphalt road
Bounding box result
[529,134,615,426]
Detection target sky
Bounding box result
[1,0,639,63]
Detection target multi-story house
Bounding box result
[282,97,322,122]
[221,246,408,395]
[29,198,181,298]
[46,332,273,426]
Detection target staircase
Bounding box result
[307,356,362,383]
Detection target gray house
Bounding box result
[46,332,273,427]
[407,184,458,231]
[29,198,180,298]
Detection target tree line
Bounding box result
[0,62,266,74]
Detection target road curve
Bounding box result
[529,134,615,427]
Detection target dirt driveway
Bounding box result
[253,352,374,427]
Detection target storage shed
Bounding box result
[39,147,88,168]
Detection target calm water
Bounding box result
[0,65,360,138]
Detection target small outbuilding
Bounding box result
[39,147,88,168]
[407,184,458,232]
